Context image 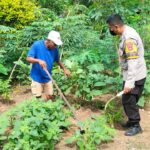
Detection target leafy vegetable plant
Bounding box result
[66,115,115,150]
[0,98,71,150]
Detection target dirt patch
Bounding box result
[93,93,114,103]
[0,85,32,113]
[100,109,150,150]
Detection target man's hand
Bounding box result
[38,60,47,69]
[64,68,71,77]
[26,57,47,69]
[123,87,132,94]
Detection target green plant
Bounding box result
[39,8,58,21]
[0,0,38,29]
[65,4,88,16]
[137,96,145,108]
[142,71,150,104]
[66,115,115,150]
[0,79,11,102]
[0,64,8,75]
[53,34,121,101]
[34,0,71,15]
[105,99,124,126]
[74,0,93,7]
[15,60,31,85]
[89,0,150,31]
[0,98,71,150]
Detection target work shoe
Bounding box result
[125,125,142,136]
[121,121,133,129]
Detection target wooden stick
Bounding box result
[8,51,25,81]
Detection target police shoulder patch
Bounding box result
[125,39,137,52]
[124,39,139,59]
[127,42,133,50]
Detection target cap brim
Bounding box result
[55,40,63,46]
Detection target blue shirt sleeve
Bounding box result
[55,48,60,62]
[27,42,36,58]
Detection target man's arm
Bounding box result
[124,39,139,93]
[26,57,47,69]
[56,61,71,76]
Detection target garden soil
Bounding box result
[0,85,150,150]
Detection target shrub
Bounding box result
[0,0,38,29]
[35,0,71,15]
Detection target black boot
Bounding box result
[121,121,133,129]
[125,124,142,136]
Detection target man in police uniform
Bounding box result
[106,14,147,136]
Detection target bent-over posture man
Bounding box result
[27,30,70,100]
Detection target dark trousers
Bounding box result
[122,78,146,125]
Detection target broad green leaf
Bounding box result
[91,90,102,96]
[0,64,8,75]
[94,82,106,87]
[137,96,145,107]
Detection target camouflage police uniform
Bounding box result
[119,25,147,126]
